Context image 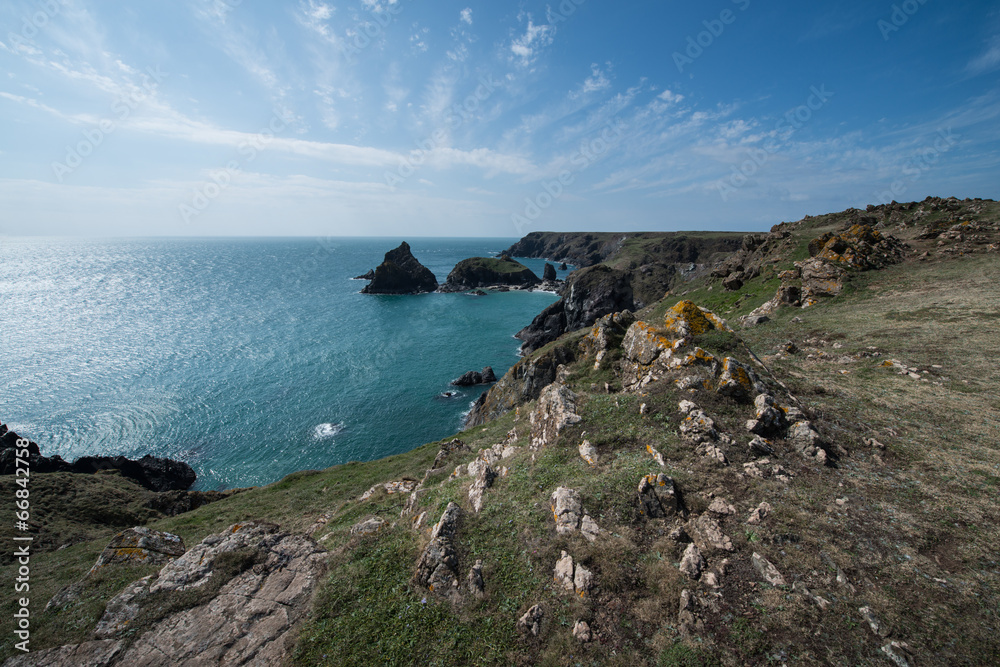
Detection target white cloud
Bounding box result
[966,37,1000,75]
[508,16,555,67]
[582,63,611,94]
[460,8,473,25]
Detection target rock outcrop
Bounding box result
[543,262,557,281]
[442,257,540,291]
[22,522,327,666]
[0,421,196,491]
[361,241,438,294]
[451,367,497,386]
[516,265,635,355]
[465,338,578,427]
[414,502,462,598]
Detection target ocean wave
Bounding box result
[313,421,345,440]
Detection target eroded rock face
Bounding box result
[37,522,328,666]
[530,384,582,450]
[580,311,636,360]
[361,241,438,294]
[414,502,462,597]
[516,265,635,354]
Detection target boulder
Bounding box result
[517,605,544,636]
[414,502,462,597]
[551,487,583,534]
[529,384,582,450]
[787,421,828,464]
[637,473,682,519]
[90,527,186,575]
[751,552,787,586]
[572,620,592,643]
[691,514,734,553]
[679,543,706,579]
[580,311,635,359]
[361,242,438,294]
[350,517,385,535]
[578,440,598,466]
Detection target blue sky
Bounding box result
[1,0,998,237]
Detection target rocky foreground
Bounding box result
[3,196,999,666]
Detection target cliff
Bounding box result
[5,197,1000,666]
[442,257,541,292]
[361,241,438,294]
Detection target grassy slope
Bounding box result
[3,203,999,665]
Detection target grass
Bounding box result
[5,199,1000,665]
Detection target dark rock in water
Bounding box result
[71,455,197,492]
[353,269,375,280]
[443,257,540,291]
[543,263,557,281]
[0,421,196,491]
[452,366,498,387]
[515,265,635,355]
[437,390,460,400]
[560,262,568,271]
[468,289,487,296]
[361,242,438,294]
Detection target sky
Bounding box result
[0,0,998,237]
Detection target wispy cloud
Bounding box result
[966,36,1000,75]
[460,8,473,26]
[508,14,555,68]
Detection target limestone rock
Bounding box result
[751,552,787,586]
[92,575,154,639]
[572,620,592,643]
[746,502,772,525]
[578,440,598,466]
[554,551,576,591]
[799,257,847,303]
[530,383,582,449]
[350,517,385,535]
[551,487,583,534]
[359,478,419,501]
[517,604,544,636]
[787,421,828,464]
[89,527,186,575]
[747,394,787,435]
[748,435,775,457]
[638,473,682,519]
[622,321,674,365]
[1,640,125,666]
[553,551,594,596]
[664,300,731,338]
[580,515,600,543]
[716,357,760,402]
[468,463,497,513]
[432,438,469,469]
[88,522,327,666]
[692,514,734,552]
[361,241,438,294]
[414,502,462,597]
[679,543,706,579]
[580,311,635,359]
[468,560,485,598]
[881,641,915,667]
[646,443,666,467]
[708,498,736,516]
[678,589,705,636]
[149,522,275,594]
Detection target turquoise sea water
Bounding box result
[0,238,565,490]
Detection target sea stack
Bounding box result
[442,257,540,292]
[361,242,438,294]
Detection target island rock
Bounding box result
[442,257,540,292]
[361,242,438,294]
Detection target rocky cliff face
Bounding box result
[515,265,634,355]
[361,241,438,294]
[442,257,540,291]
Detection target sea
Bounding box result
[0,238,567,490]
